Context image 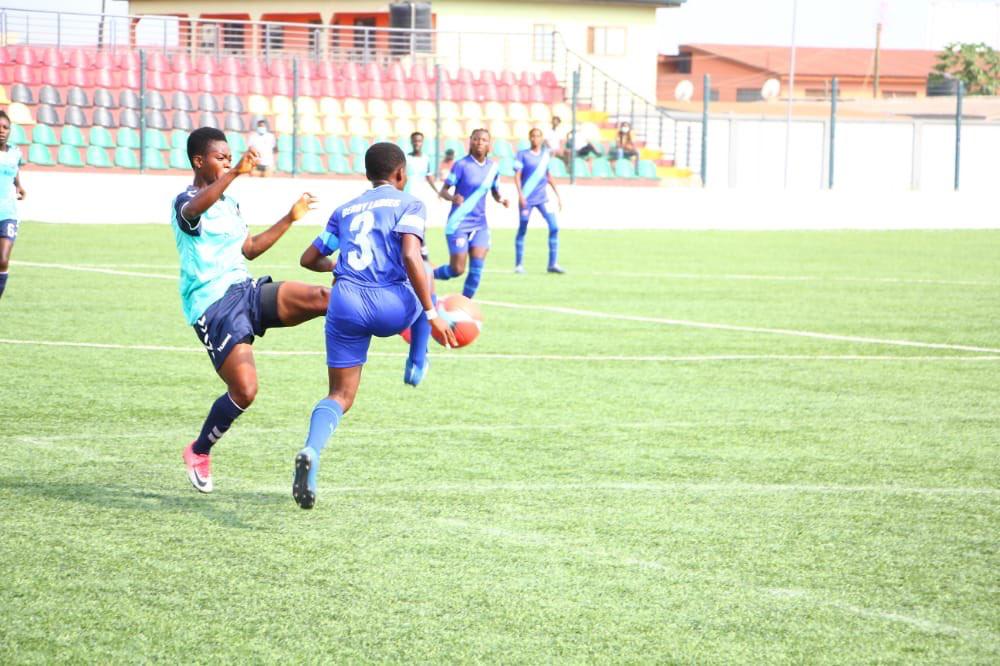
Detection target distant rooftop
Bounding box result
[680,44,938,79]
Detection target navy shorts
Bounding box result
[325,279,420,368]
[446,225,491,255]
[193,276,280,371]
[0,218,18,242]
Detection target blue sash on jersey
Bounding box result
[446,161,499,234]
[522,151,551,200]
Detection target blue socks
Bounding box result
[546,213,560,268]
[463,257,485,299]
[193,393,246,454]
[0,272,7,300]
[433,265,455,281]
[515,220,528,266]
[304,398,343,456]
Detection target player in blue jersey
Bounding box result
[432,129,509,299]
[0,111,26,302]
[514,128,564,274]
[174,127,330,494]
[294,143,457,509]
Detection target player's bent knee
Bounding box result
[230,380,258,408]
[329,392,355,414]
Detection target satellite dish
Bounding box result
[761,78,781,101]
[674,79,694,102]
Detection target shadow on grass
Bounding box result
[0,477,288,531]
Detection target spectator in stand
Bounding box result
[612,121,639,170]
[544,116,568,163]
[247,120,277,177]
[566,123,602,162]
[438,149,456,180]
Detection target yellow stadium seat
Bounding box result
[319,97,342,118]
[367,99,390,120]
[297,97,319,117]
[441,119,464,138]
[529,103,551,124]
[323,115,347,136]
[347,116,370,136]
[416,117,436,136]
[343,98,366,118]
[439,101,460,121]
[390,100,413,120]
[0,86,10,105]
[462,120,481,137]
[247,94,270,115]
[274,114,293,134]
[507,102,529,122]
[370,116,393,137]
[7,102,34,125]
[511,120,533,139]
[489,120,513,140]
[483,101,506,122]
[271,95,293,116]
[552,102,572,120]
[299,115,322,135]
[393,117,416,137]
[414,100,436,122]
[460,101,483,123]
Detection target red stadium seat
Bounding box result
[519,71,538,87]
[411,80,431,100]
[343,77,363,98]
[172,52,193,73]
[341,62,360,81]
[216,74,244,95]
[219,56,241,76]
[479,70,498,87]
[366,79,386,99]
[120,69,141,88]
[476,82,499,102]
[543,86,563,104]
[388,80,411,101]
[297,76,317,97]
[408,63,429,83]
[67,49,90,69]
[66,67,91,87]
[39,47,61,66]
[40,66,64,86]
[148,51,170,72]
[362,62,382,82]
[195,72,215,93]
[12,45,37,65]
[147,69,170,91]
[318,78,338,97]
[244,58,265,78]
[173,71,196,92]
[525,85,545,103]
[93,68,114,88]
[246,76,267,95]
[456,82,475,101]
[271,77,291,97]
[499,70,517,87]
[316,60,337,82]
[269,60,290,79]
[297,59,317,80]
[387,62,406,82]
[0,46,9,65]
[93,50,114,71]
[12,64,38,85]
[437,79,455,101]
[117,51,139,71]
[455,68,475,85]
[540,70,558,88]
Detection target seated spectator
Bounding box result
[565,128,601,161]
[544,116,568,162]
[438,148,455,180]
[612,121,639,169]
[247,120,277,177]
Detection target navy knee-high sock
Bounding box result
[193,393,246,454]
[408,310,430,367]
[515,219,528,266]
[434,265,456,281]
[463,257,485,299]
[0,272,7,300]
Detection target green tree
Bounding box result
[934,42,1000,95]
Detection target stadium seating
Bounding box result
[57,145,84,167]
[29,143,55,166]
[32,124,58,146]
[60,125,86,147]
[86,145,112,168]
[89,126,114,148]
[114,147,138,169]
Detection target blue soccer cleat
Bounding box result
[404,357,429,387]
[292,446,319,510]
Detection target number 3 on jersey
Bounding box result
[347,210,375,271]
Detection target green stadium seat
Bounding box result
[277,135,293,153]
[548,157,568,178]
[327,154,352,175]
[117,127,140,149]
[10,125,28,145]
[32,124,58,146]
[60,125,86,147]
[143,148,168,170]
[352,155,367,174]
[28,143,55,166]
[225,131,247,153]
[86,146,112,168]
[572,158,592,179]
[348,135,368,155]
[143,129,168,150]
[171,129,189,149]
[299,135,322,155]
[492,139,514,159]
[591,157,612,178]
[169,147,189,170]
[277,152,293,173]
[516,138,531,152]
[301,153,326,174]
[444,138,463,155]
[324,136,347,155]
[57,145,84,167]
[498,156,515,177]
[637,160,658,179]
[614,159,636,178]
[89,126,114,148]
[114,147,139,169]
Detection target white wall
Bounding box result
[15,171,999,230]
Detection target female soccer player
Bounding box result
[432,129,509,299]
[513,128,564,274]
[174,127,330,493]
[295,143,457,509]
[0,111,26,301]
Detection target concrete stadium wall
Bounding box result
[16,171,998,230]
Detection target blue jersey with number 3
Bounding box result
[312,184,427,286]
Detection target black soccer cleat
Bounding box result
[292,448,317,510]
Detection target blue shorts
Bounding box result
[447,226,491,255]
[0,219,18,242]
[193,276,277,371]
[519,201,557,224]
[325,279,420,368]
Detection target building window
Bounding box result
[588,26,626,57]
[805,87,843,100]
[737,88,763,102]
[222,22,245,52]
[533,24,555,62]
[263,23,284,50]
[884,90,917,98]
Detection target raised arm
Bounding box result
[300,244,335,273]
[242,192,318,260]
[182,150,258,221]
[401,233,457,348]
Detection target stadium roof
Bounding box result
[682,44,938,79]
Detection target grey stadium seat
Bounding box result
[224,112,245,132]
[64,105,90,127]
[93,88,116,109]
[67,87,90,108]
[197,112,219,129]
[91,107,117,128]
[171,92,193,112]
[36,104,60,126]
[223,94,244,114]
[172,111,193,131]
[198,93,220,112]
[119,90,141,110]
[118,108,141,129]
[144,109,168,130]
[10,83,33,104]
[39,85,62,106]
[143,90,167,111]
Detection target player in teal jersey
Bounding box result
[174,127,330,494]
[0,111,26,302]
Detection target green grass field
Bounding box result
[1,223,998,663]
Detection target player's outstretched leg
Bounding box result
[183,344,257,493]
[271,280,329,326]
[434,250,467,282]
[463,245,488,299]
[544,210,564,274]
[405,310,431,386]
[514,214,529,273]
[294,367,361,509]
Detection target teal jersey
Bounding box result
[171,186,251,324]
[0,145,22,221]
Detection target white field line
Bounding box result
[12,260,1000,353]
[2,337,999,363]
[435,517,994,641]
[479,300,1000,354]
[14,260,176,280]
[20,261,999,288]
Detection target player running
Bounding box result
[174,127,329,494]
[432,128,509,299]
[513,128,565,274]
[294,143,457,510]
[0,111,26,302]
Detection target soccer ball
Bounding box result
[399,294,483,348]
